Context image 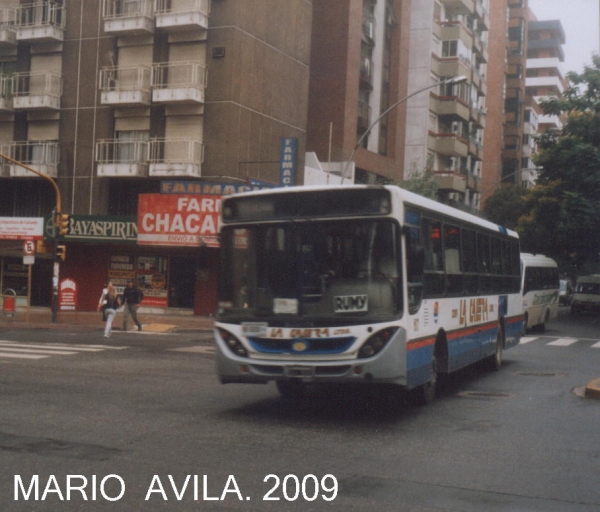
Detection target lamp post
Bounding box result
[342,75,469,184]
[0,152,63,323]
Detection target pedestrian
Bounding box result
[97,281,120,338]
[121,278,143,332]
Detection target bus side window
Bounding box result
[405,225,424,314]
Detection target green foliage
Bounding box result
[519,57,600,273]
[482,185,526,230]
[401,169,439,200]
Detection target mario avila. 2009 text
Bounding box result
[13,473,339,502]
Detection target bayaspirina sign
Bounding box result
[137,194,221,247]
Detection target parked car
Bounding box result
[571,275,600,314]
[559,279,574,306]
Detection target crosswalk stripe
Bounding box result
[0,347,78,355]
[0,352,48,359]
[519,337,538,344]
[547,338,578,346]
[0,340,129,361]
[0,341,126,351]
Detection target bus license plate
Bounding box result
[284,366,315,378]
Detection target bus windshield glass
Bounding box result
[218,219,402,325]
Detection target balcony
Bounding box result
[100,66,152,106]
[96,139,149,177]
[152,61,206,104]
[434,172,466,193]
[430,95,470,122]
[526,76,565,95]
[13,72,62,110]
[154,0,209,33]
[102,0,154,35]
[16,2,65,43]
[440,21,472,48]
[0,8,17,47]
[428,132,468,157]
[2,141,59,178]
[439,0,475,16]
[432,55,471,79]
[149,138,203,177]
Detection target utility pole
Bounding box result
[0,152,64,323]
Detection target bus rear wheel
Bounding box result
[486,326,504,371]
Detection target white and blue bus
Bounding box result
[215,185,523,404]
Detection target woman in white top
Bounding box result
[97,281,120,337]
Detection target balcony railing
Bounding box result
[16,2,65,43]
[0,8,17,46]
[154,0,210,32]
[149,138,204,177]
[151,61,206,104]
[1,141,59,177]
[12,72,62,110]
[102,0,154,35]
[99,65,152,106]
[96,139,149,177]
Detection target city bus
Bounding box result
[520,253,559,333]
[215,185,523,404]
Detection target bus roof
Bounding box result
[224,184,518,238]
[520,253,558,266]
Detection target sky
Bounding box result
[528,0,599,75]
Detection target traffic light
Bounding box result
[56,213,70,236]
[55,244,67,262]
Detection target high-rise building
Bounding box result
[0,0,312,313]
[404,0,489,212]
[306,0,411,184]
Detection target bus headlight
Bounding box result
[218,328,248,358]
[358,328,398,359]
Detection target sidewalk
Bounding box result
[0,306,214,333]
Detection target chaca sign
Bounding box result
[137,194,221,247]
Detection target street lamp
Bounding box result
[342,75,469,184]
[0,152,63,323]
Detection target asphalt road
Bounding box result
[0,307,598,512]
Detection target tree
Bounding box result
[517,57,600,273]
[482,185,527,230]
[401,168,439,200]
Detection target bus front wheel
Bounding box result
[411,356,438,406]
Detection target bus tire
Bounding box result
[411,355,438,406]
[276,379,305,400]
[535,310,549,333]
[486,324,504,372]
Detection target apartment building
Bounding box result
[0,0,311,313]
[306,0,411,184]
[404,0,489,212]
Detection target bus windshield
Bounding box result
[218,219,402,325]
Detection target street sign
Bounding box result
[23,240,35,256]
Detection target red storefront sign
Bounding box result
[59,278,78,311]
[137,194,221,247]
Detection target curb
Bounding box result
[585,378,600,400]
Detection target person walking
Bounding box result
[97,281,120,338]
[121,278,143,332]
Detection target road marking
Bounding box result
[519,337,538,344]
[170,346,216,354]
[592,341,600,349]
[547,338,578,346]
[0,340,128,361]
